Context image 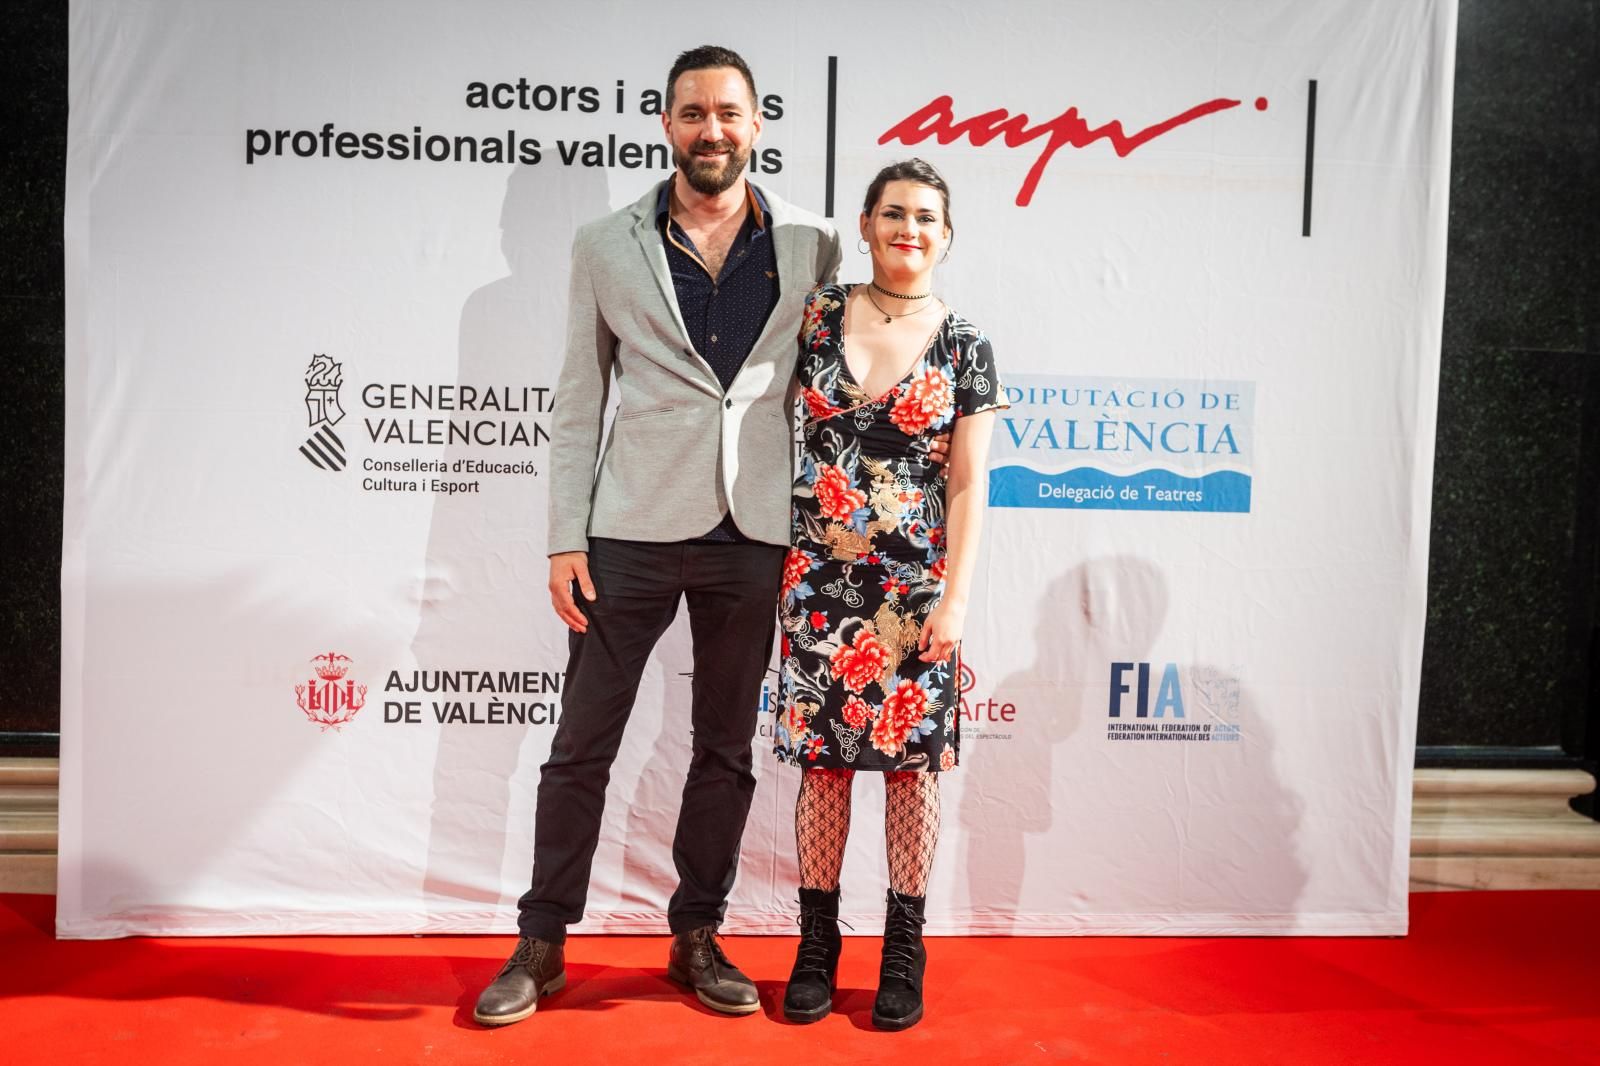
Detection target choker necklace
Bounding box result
[871,280,931,301]
[864,286,934,325]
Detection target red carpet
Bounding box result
[2,892,1595,1065]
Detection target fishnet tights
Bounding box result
[796,768,853,890]
[795,768,942,896]
[884,770,941,895]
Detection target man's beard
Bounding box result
[673,140,751,196]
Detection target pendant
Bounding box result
[883,315,892,324]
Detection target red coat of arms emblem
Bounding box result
[295,652,368,730]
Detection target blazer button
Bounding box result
[724,399,733,409]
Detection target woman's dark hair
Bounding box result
[665,45,758,114]
[862,158,953,235]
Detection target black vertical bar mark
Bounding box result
[1302,79,1317,237]
[825,57,837,218]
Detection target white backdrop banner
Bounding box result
[60,0,1454,936]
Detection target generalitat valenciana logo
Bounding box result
[300,354,347,471]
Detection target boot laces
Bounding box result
[691,927,731,970]
[881,898,925,982]
[502,938,548,977]
[791,903,849,980]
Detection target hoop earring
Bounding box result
[940,232,954,264]
[857,238,870,254]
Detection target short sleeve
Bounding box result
[954,334,1008,418]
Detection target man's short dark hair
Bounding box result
[665,45,758,115]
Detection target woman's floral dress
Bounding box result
[776,283,1007,772]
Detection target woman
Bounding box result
[775,158,1005,1030]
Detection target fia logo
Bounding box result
[299,354,347,471]
[1108,662,1242,721]
[1108,662,1187,718]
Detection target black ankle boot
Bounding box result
[872,888,927,1030]
[782,887,842,1023]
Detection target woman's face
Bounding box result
[860,179,949,278]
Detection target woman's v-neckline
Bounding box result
[837,283,951,405]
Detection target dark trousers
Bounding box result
[516,536,785,942]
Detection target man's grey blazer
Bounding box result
[546,180,842,555]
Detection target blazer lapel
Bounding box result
[742,190,801,363]
[631,189,721,390]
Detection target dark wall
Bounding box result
[1,3,1597,758]
[1419,0,1600,753]
[0,6,65,745]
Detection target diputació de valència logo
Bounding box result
[988,374,1254,512]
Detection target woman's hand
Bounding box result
[918,599,966,662]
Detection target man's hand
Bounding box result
[928,431,952,467]
[549,551,596,633]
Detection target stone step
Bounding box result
[4,762,1598,896]
[0,757,59,787]
[0,813,57,852]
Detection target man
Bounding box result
[473,45,841,1025]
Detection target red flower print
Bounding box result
[801,298,829,344]
[871,678,931,756]
[929,558,948,582]
[883,678,930,727]
[870,705,917,755]
[829,629,891,694]
[842,695,875,730]
[809,326,832,350]
[804,735,826,761]
[781,548,814,597]
[889,368,955,435]
[809,610,828,630]
[939,748,956,771]
[781,703,808,740]
[802,299,824,329]
[781,634,791,659]
[814,464,868,521]
[802,387,844,420]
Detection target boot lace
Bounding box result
[880,897,925,983]
[791,903,851,980]
[690,927,732,973]
[502,937,549,977]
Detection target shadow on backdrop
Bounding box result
[960,555,1308,925]
[414,162,609,911]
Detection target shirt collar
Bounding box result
[656,175,769,233]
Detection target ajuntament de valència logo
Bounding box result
[300,354,348,471]
[295,652,368,731]
[989,374,1255,513]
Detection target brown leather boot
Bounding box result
[472,937,567,1027]
[666,925,760,1015]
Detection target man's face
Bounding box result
[662,66,762,197]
